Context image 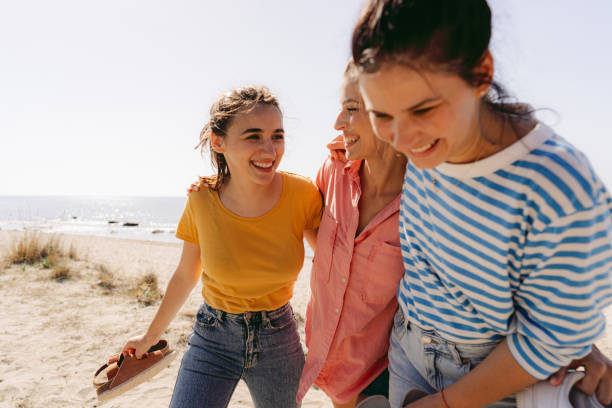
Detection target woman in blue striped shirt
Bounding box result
[350,1,612,407]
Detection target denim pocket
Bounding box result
[263,307,295,330]
[393,308,407,338]
[195,305,218,328]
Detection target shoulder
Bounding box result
[524,130,608,209]
[186,180,217,208]
[282,171,319,194]
[317,157,354,188]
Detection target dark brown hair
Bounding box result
[352,0,526,118]
[196,86,281,191]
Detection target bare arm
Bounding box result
[123,241,202,358]
[406,340,538,408]
[304,228,318,252]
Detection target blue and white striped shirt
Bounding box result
[397,123,612,379]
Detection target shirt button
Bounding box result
[335,308,339,313]
[341,277,346,283]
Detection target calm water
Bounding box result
[0,195,186,243]
[0,196,315,255]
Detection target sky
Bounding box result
[1,0,611,197]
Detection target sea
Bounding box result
[0,195,186,244]
[0,196,315,255]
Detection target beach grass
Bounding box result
[133,272,163,306]
[50,264,72,281]
[6,232,63,266]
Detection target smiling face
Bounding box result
[334,78,389,161]
[358,63,489,168]
[211,103,284,187]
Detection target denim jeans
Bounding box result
[169,302,304,408]
[388,309,515,408]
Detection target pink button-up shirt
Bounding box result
[297,158,405,404]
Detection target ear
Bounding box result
[210,132,225,153]
[474,50,494,98]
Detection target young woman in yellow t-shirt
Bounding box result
[122,86,322,408]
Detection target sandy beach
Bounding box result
[1,229,611,408]
[0,230,329,408]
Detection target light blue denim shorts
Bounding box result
[388,309,515,408]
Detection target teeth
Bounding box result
[411,141,435,153]
[252,161,273,169]
[344,136,359,144]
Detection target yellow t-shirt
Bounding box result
[176,172,322,313]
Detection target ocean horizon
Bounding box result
[0,195,315,256]
[0,195,187,243]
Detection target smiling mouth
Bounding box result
[410,139,440,155]
[344,135,360,147]
[251,160,275,171]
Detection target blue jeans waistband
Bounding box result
[396,312,501,364]
[203,302,292,323]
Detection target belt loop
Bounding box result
[448,342,463,366]
[406,320,411,331]
[216,309,224,322]
[261,310,269,325]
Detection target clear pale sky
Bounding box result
[1,1,610,196]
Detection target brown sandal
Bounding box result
[94,340,177,401]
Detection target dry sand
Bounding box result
[1,230,611,408]
[0,230,329,408]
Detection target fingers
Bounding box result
[571,346,610,400]
[577,360,607,396]
[596,382,612,406]
[187,181,201,194]
[548,366,567,386]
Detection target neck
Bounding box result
[471,103,536,162]
[360,148,406,196]
[220,172,282,209]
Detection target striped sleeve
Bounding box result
[508,202,612,379]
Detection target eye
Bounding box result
[413,106,436,116]
[370,111,392,120]
[273,133,284,140]
[245,134,260,140]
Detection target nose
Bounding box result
[391,121,401,145]
[334,109,347,131]
[261,139,275,156]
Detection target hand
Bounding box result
[327,135,347,162]
[187,178,202,194]
[548,345,612,405]
[122,334,158,359]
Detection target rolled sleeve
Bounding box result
[510,203,612,378]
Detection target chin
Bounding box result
[345,149,363,162]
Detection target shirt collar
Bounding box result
[343,160,362,179]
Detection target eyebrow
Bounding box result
[402,97,440,112]
[367,97,440,116]
[241,128,284,135]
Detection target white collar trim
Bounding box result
[434,123,555,179]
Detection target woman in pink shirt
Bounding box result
[297,61,407,408]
